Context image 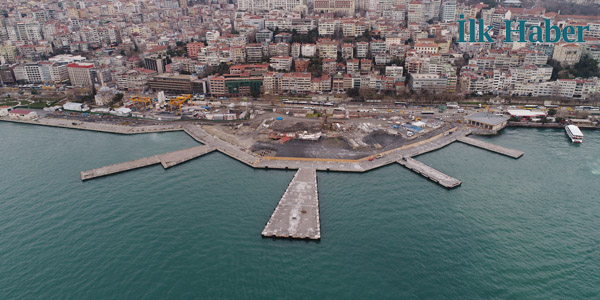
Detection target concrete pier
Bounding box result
[159,145,216,169]
[80,156,161,180]
[183,124,258,166]
[262,168,320,240]
[457,136,523,159]
[397,157,461,189]
[81,145,215,180]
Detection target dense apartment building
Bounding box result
[67,62,94,87]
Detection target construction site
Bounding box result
[201,111,454,160]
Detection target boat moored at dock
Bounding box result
[565,125,583,143]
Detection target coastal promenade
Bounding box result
[0,117,182,134]
[262,168,320,240]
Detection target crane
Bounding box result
[168,94,191,112]
[131,96,152,108]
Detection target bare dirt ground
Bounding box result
[249,125,451,159]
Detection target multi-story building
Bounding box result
[440,0,456,22]
[370,40,387,55]
[341,44,354,59]
[230,47,246,63]
[414,42,439,54]
[311,75,331,93]
[230,64,269,76]
[238,0,306,12]
[347,59,360,74]
[317,39,338,59]
[0,43,17,63]
[385,65,404,78]
[39,61,69,83]
[291,43,301,58]
[295,58,310,72]
[322,58,337,75]
[318,19,336,36]
[245,43,264,62]
[360,58,372,72]
[268,42,290,57]
[301,44,316,57]
[148,74,206,94]
[314,0,355,16]
[256,29,274,43]
[409,73,447,93]
[356,42,369,58]
[144,56,167,74]
[408,1,424,23]
[118,68,157,92]
[187,42,204,59]
[0,65,16,84]
[263,72,283,94]
[281,72,311,94]
[67,62,94,87]
[552,43,583,66]
[270,56,293,71]
[208,74,263,96]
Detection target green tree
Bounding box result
[548,59,563,80]
[112,93,124,104]
[548,108,557,116]
[347,88,360,98]
[362,30,372,42]
[569,55,600,78]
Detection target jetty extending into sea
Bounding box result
[262,168,320,240]
[80,145,215,180]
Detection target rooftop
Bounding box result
[466,112,509,126]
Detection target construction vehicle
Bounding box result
[131,96,152,108]
[168,94,191,112]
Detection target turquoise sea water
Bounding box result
[1,123,599,299]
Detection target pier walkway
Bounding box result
[397,157,462,188]
[457,136,523,158]
[262,168,320,240]
[80,145,215,180]
[159,145,216,169]
[183,124,257,166]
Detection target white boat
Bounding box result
[565,125,583,143]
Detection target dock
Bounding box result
[457,136,523,159]
[397,157,461,188]
[80,145,215,180]
[262,168,320,240]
